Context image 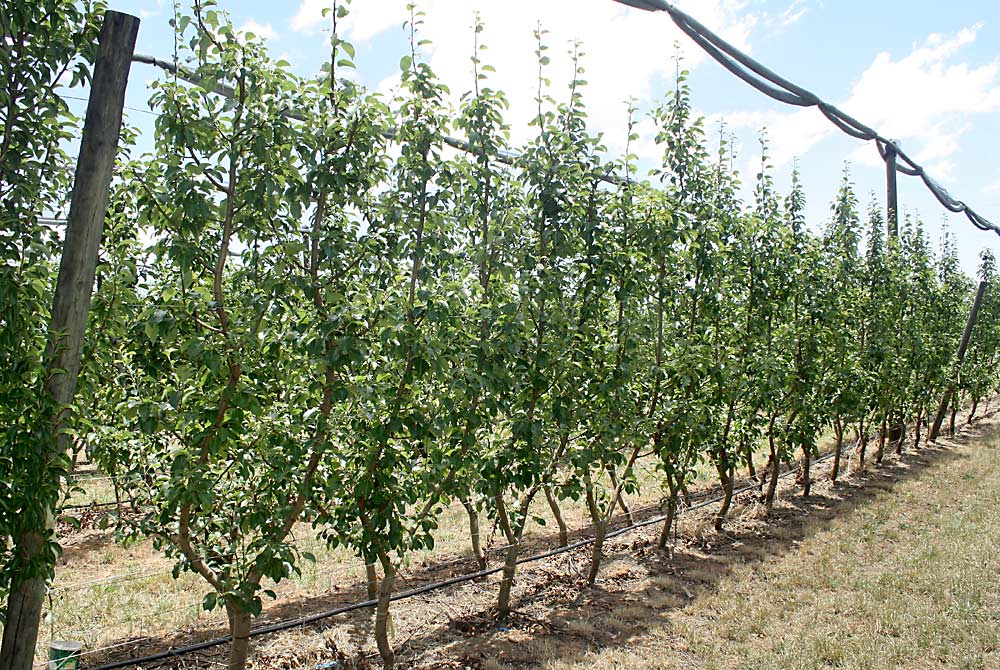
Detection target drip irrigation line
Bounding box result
[73,474,119,483]
[611,0,1000,237]
[48,441,828,594]
[87,439,849,670]
[79,396,998,668]
[70,402,1000,666]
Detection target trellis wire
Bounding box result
[611,0,1000,236]
[66,395,996,669]
[87,435,859,670]
[51,434,859,594]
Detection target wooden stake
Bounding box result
[0,12,139,670]
[885,143,899,238]
[929,280,988,442]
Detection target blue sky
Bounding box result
[93,0,1000,274]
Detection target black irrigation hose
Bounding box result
[91,394,1000,669]
[88,440,849,670]
[612,0,1000,237]
[91,396,1000,670]
[140,4,998,233]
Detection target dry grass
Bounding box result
[39,416,987,669]
[535,422,1000,670]
[43,453,677,664]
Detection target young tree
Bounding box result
[748,134,795,510]
[446,13,520,571]
[782,167,826,496]
[820,169,863,481]
[935,230,974,435]
[646,62,716,548]
[571,102,650,583]
[478,33,604,616]
[106,6,378,667]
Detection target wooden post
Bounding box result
[929,280,988,443]
[885,143,899,238]
[884,143,906,449]
[0,11,139,670]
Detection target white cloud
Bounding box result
[780,0,810,28]
[706,107,828,169]
[291,0,409,40]
[139,0,166,21]
[717,23,1000,187]
[238,20,278,41]
[842,25,998,136]
[287,0,759,153]
[290,0,326,33]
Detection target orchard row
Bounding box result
[3,2,999,669]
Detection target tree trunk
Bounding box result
[657,496,677,551]
[0,531,46,670]
[617,491,633,523]
[606,468,633,525]
[226,602,252,670]
[856,418,868,471]
[893,415,906,456]
[374,560,397,669]
[968,398,979,424]
[494,492,528,619]
[831,417,843,482]
[801,443,812,497]
[875,416,887,465]
[714,462,734,531]
[764,451,780,511]
[913,407,923,449]
[496,541,519,618]
[583,470,605,585]
[764,415,780,511]
[544,486,569,548]
[461,496,487,568]
[365,559,379,601]
[0,14,139,670]
[741,432,758,483]
[949,400,958,437]
[657,471,679,551]
[587,522,608,586]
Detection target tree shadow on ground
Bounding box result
[409,420,996,669]
[85,412,999,669]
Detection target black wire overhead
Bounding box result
[612,0,1000,236]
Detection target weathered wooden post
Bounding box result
[883,142,905,454]
[929,280,988,442]
[885,142,899,237]
[0,11,139,670]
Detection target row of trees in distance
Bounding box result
[3,2,1000,669]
